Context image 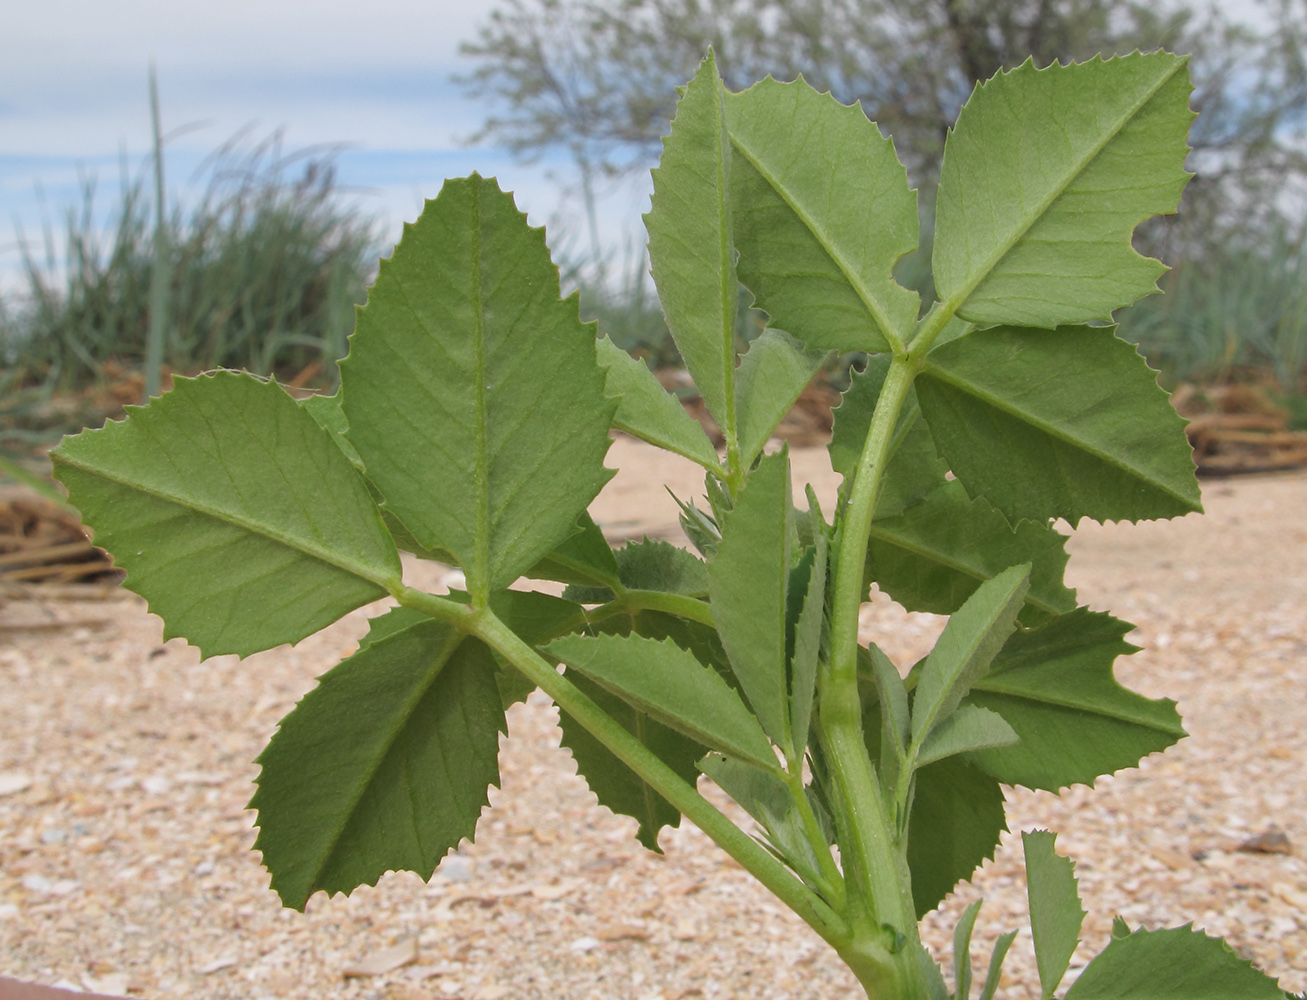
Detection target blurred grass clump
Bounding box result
[1,130,378,415]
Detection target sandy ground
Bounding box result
[1,437,1305,999]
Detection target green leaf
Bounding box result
[699,753,827,889]
[911,564,1030,746]
[709,449,796,748]
[646,52,738,435]
[907,756,1007,918]
[725,76,919,351]
[789,532,827,759]
[977,931,1019,1000]
[933,54,1194,327]
[251,617,503,909]
[528,512,622,591]
[953,899,983,1000]
[341,174,615,603]
[596,335,719,469]
[556,672,701,851]
[52,373,401,658]
[565,536,711,603]
[1063,924,1286,999]
[865,479,1075,624]
[549,633,777,771]
[966,608,1185,790]
[829,357,948,519]
[616,537,711,597]
[736,329,831,467]
[917,326,1202,525]
[917,704,1018,769]
[1023,830,1086,998]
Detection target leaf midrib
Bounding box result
[727,129,901,347]
[54,454,395,590]
[943,57,1184,312]
[471,180,491,603]
[920,359,1195,507]
[972,680,1184,734]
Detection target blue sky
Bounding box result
[1,0,648,290]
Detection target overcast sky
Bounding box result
[1,0,646,289]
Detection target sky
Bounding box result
[0,0,648,291]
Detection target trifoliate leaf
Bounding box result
[646,51,739,437]
[934,54,1194,327]
[251,618,502,909]
[341,174,614,603]
[966,608,1185,790]
[53,373,401,658]
[726,76,919,351]
[918,326,1202,525]
[865,479,1076,625]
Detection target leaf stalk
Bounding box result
[394,585,852,950]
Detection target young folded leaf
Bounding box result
[1063,924,1286,999]
[725,76,919,352]
[340,174,615,603]
[952,898,983,1000]
[934,53,1194,327]
[53,373,401,658]
[916,704,1018,769]
[1023,830,1086,998]
[788,531,828,760]
[596,335,720,470]
[549,633,778,771]
[646,51,740,447]
[700,753,830,892]
[966,608,1185,790]
[709,449,799,750]
[870,644,910,789]
[918,326,1202,525]
[977,931,1018,1000]
[910,564,1031,747]
[251,612,503,909]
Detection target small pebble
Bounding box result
[569,936,601,954]
[140,775,172,795]
[439,854,474,883]
[41,827,67,845]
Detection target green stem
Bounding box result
[590,589,715,629]
[820,353,932,997]
[394,585,850,950]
